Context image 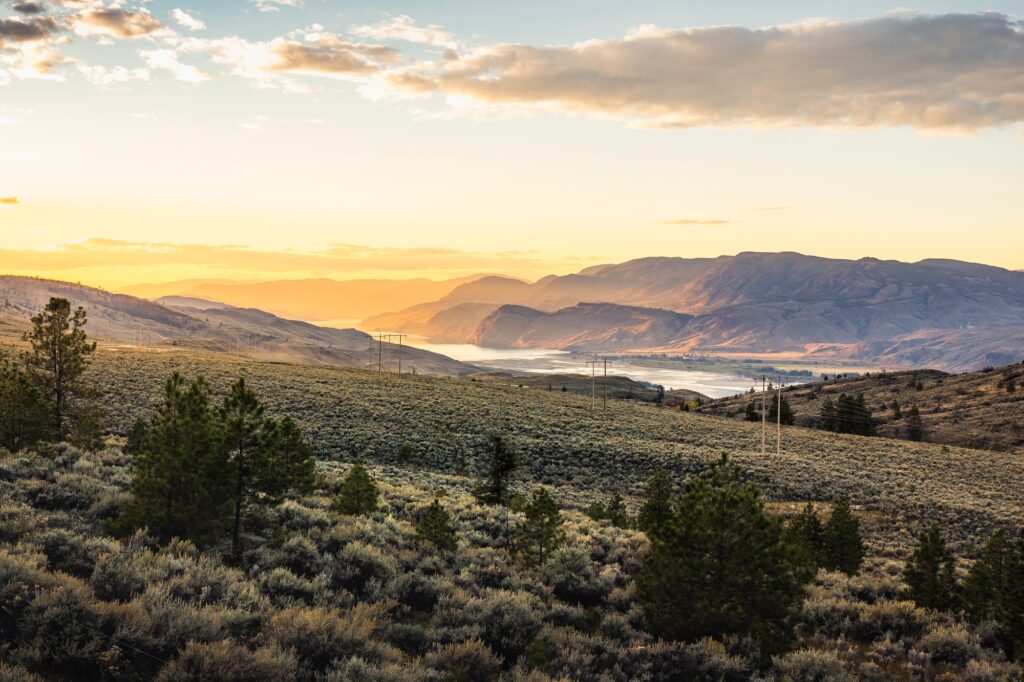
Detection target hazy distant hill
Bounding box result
[365,253,1024,371]
[472,302,694,351]
[122,275,482,322]
[0,277,477,376]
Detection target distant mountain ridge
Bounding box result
[362,253,1024,371]
[0,276,477,376]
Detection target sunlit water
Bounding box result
[311,321,765,399]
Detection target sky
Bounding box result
[1,0,1022,290]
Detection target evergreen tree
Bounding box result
[22,297,96,440]
[333,462,379,516]
[475,434,519,506]
[219,378,316,555]
[604,493,629,528]
[115,374,230,547]
[784,503,824,572]
[906,405,925,442]
[891,400,902,420]
[819,398,837,431]
[0,360,50,452]
[904,524,959,612]
[744,400,760,422]
[636,455,808,654]
[416,497,457,551]
[767,394,795,426]
[517,486,564,566]
[821,498,864,575]
[124,417,148,455]
[962,531,1024,660]
[636,468,673,538]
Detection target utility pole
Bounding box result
[761,375,766,456]
[586,358,598,410]
[603,358,609,412]
[777,378,782,456]
[378,334,383,372]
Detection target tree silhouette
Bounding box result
[22,297,96,440]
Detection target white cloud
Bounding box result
[384,12,1024,132]
[351,15,455,49]
[71,7,162,40]
[251,0,301,13]
[170,9,205,32]
[140,48,208,82]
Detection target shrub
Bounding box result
[471,590,542,662]
[540,545,611,607]
[424,640,502,682]
[264,605,387,674]
[773,648,857,682]
[918,623,983,667]
[156,640,299,681]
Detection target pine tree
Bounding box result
[819,399,837,431]
[821,498,864,575]
[636,455,808,654]
[517,487,564,566]
[475,434,519,506]
[891,401,903,420]
[767,394,796,426]
[784,503,824,571]
[604,493,629,528]
[416,497,457,551]
[636,468,673,538]
[115,374,231,547]
[333,462,379,516]
[961,531,1024,660]
[906,405,925,442]
[219,378,316,555]
[904,524,959,612]
[744,400,760,422]
[0,360,50,452]
[22,297,96,440]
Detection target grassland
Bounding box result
[7,341,1013,556]
[2,340,1023,679]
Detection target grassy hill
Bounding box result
[699,366,1024,453]
[2,341,1023,679]
[1,341,1013,554]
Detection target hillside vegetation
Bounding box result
[700,367,1024,454]
[3,315,1024,680]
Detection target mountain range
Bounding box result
[0,277,476,376]
[361,253,1024,371]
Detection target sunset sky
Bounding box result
[2,0,1023,290]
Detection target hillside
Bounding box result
[699,364,1024,453]
[2,341,1023,679]
[121,275,482,322]
[2,341,1007,552]
[362,253,1024,371]
[472,303,694,351]
[0,276,477,376]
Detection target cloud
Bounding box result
[71,7,161,40]
[351,15,455,48]
[251,0,301,13]
[0,239,562,277]
[387,12,1024,132]
[0,197,19,205]
[170,9,205,32]
[140,48,208,82]
[663,219,730,225]
[13,2,48,16]
[0,15,58,42]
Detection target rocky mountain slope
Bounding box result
[362,253,1024,371]
[0,276,477,376]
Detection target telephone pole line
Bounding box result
[586,358,598,410]
[603,358,609,412]
[777,378,782,456]
[761,375,766,456]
